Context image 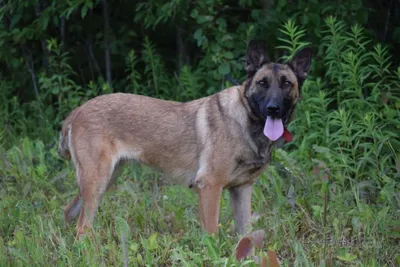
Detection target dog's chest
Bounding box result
[227,139,273,187]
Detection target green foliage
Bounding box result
[277,19,311,61]
[38,39,88,124]
[125,50,141,95]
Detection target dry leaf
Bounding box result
[236,236,253,260]
[236,229,266,261]
[261,251,280,267]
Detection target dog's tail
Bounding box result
[58,124,71,160]
[58,105,85,160]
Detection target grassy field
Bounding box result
[0,136,398,266]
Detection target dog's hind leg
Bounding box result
[75,160,115,236]
[64,159,123,226]
[66,137,118,237]
[64,136,84,224]
[64,194,83,223]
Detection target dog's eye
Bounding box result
[258,80,268,87]
[283,80,292,86]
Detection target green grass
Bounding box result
[0,137,398,266]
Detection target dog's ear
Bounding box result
[246,40,269,78]
[289,47,312,83]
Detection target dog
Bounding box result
[58,40,312,237]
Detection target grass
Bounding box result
[0,137,398,266]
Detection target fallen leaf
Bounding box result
[236,236,253,260]
[236,230,266,261]
[261,251,279,267]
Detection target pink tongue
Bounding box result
[263,117,284,141]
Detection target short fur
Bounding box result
[58,40,312,236]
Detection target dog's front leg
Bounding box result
[198,182,223,234]
[229,184,253,235]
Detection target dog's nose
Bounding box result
[267,104,280,114]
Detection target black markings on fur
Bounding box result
[281,97,293,122]
[188,175,195,188]
[215,94,225,120]
[244,77,266,122]
[246,40,269,78]
[232,156,270,176]
[207,109,218,132]
[280,75,288,86]
[247,165,263,175]
[207,112,215,130]
[233,158,245,173]
[272,63,280,73]
[250,122,271,156]
[284,97,297,124]
[243,77,253,96]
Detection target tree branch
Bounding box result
[34,2,48,70]
[176,26,191,70]
[60,17,66,52]
[102,0,112,85]
[86,35,104,80]
[22,45,40,100]
[383,0,392,42]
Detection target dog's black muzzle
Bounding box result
[262,97,284,120]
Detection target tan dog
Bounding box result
[58,40,312,237]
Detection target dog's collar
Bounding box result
[282,128,293,142]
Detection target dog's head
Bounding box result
[244,40,312,141]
